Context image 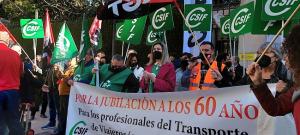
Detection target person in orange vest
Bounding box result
[181,41,231,90]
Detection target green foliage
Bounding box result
[1,0,100,21]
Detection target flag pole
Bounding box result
[173,1,212,68]
[33,9,38,66]
[121,41,125,56]
[124,43,131,64]
[256,4,300,63]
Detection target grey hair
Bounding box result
[112,54,124,62]
[257,42,282,59]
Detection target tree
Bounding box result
[0,0,101,21]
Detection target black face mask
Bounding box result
[130,63,137,67]
[99,62,105,66]
[110,66,123,73]
[198,53,211,61]
[255,55,271,68]
[180,60,189,70]
[153,51,162,59]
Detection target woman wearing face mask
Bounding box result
[242,43,293,92]
[247,24,300,135]
[126,53,144,81]
[140,42,176,93]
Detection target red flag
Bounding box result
[0,23,18,44]
[89,16,102,45]
[43,9,55,47]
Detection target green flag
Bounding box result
[120,15,147,45]
[261,0,300,21]
[149,4,174,32]
[115,22,125,41]
[184,4,212,31]
[51,22,78,64]
[220,16,231,37]
[229,1,255,37]
[79,14,91,60]
[251,0,281,35]
[146,26,164,45]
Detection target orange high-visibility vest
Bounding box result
[189,61,225,91]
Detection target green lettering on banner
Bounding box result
[220,16,231,37]
[149,5,174,32]
[146,26,164,46]
[252,0,281,35]
[261,0,300,21]
[184,4,212,31]
[120,15,147,45]
[20,19,44,39]
[115,22,124,41]
[230,2,255,37]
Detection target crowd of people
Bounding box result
[0,25,300,135]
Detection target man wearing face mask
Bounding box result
[182,41,231,90]
[91,54,139,93]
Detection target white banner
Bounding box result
[66,83,296,135]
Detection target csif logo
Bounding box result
[152,7,169,29]
[221,18,230,35]
[185,7,208,28]
[264,0,298,16]
[69,121,88,135]
[116,24,124,39]
[147,30,158,43]
[22,21,40,37]
[231,8,252,34]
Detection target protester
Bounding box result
[95,50,107,66]
[247,24,300,135]
[181,41,231,90]
[230,56,245,86]
[92,54,139,93]
[258,43,293,92]
[175,59,189,91]
[0,31,24,135]
[71,49,94,84]
[41,64,60,130]
[30,55,45,120]
[126,53,144,81]
[239,43,293,91]
[55,58,77,135]
[140,42,176,93]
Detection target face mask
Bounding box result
[198,53,211,61]
[255,55,271,68]
[110,65,123,73]
[130,63,137,67]
[153,51,162,59]
[99,62,105,66]
[180,60,189,70]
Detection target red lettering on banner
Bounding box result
[168,100,175,113]
[219,104,230,118]
[158,100,165,112]
[230,100,243,119]
[244,105,258,120]
[218,101,259,120]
